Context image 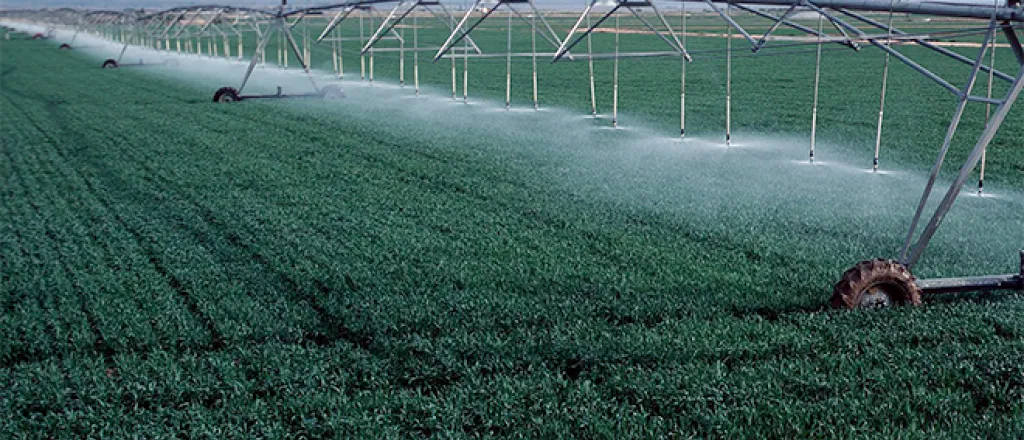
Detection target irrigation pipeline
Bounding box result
[370,44,860,63]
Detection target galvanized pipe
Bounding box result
[532,7,538,110]
[586,6,597,116]
[414,12,418,94]
[810,13,823,162]
[725,2,732,146]
[613,11,619,126]
[360,13,366,79]
[680,0,686,137]
[872,0,895,172]
[507,11,512,109]
[979,27,997,194]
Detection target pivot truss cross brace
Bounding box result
[552,0,1024,302]
[232,1,327,99]
[555,0,690,62]
[436,0,567,62]
[798,4,1023,295]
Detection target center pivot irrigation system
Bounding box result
[3,0,1023,309]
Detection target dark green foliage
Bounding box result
[1,23,1023,439]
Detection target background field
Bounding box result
[2,13,1024,438]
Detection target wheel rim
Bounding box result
[218,94,236,103]
[859,282,903,308]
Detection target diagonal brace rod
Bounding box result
[838,8,1014,82]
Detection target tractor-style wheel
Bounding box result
[32,33,44,40]
[59,43,71,50]
[102,59,118,69]
[213,87,241,103]
[831,259,922,309]
[320,85,345,100]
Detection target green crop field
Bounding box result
[2,14,1024,438]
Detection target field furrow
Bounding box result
[1,27,1022,438]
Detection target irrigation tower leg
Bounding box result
[901,25,1022,269]
[239,21,279,94]
[281,22,321,92]
[900,22,995,267]
[116,41,129,63]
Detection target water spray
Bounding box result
[17,0,1024,310]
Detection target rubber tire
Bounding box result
[59,43,71,50]
[102,59,118,69]
[831,259,922,309]
[213,87,241,103]
[32,33,44,40]
[320,85,345,100]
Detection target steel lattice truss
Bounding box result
[2,0,1022,305]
